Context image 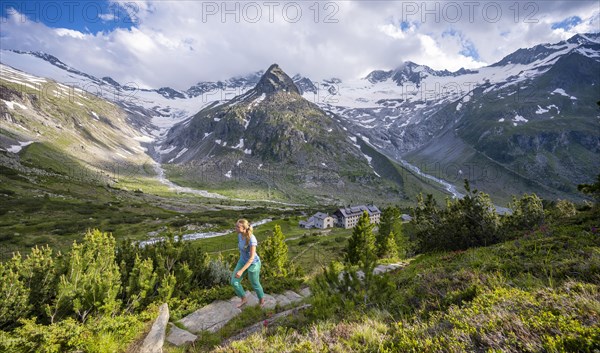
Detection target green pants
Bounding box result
[231,259,264,300]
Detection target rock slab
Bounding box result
[178,300,241,333]
[166,323,197,346]
[139,303,169,353]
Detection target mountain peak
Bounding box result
[566,32,600,45]
[255,63,300,95]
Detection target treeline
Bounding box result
[411,180,587,252]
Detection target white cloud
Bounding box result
[99,13,117,22]
[0,1,598,90]
[54,28,86,39]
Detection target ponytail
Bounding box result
[236,219,253,247]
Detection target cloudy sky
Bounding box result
[1,0,598,90]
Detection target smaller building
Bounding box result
[300,212,335,229]
[299,216,315,229]
[313,212,334,229]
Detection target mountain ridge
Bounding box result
[1,33,598,203]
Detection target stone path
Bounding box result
[166,287,312,346]
[157,262,406,348]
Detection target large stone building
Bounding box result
[333,205,381,229]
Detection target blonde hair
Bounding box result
[237,219,253,247]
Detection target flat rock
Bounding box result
[299,287,312,297]
[283,290,303,304]
[229,291,259,307]
[387,263,404,270]
[373,266,386,275]
[337,263,407,282]
[166,323,197,346]
[178,300,241,333]
[273,293,291,307]
[139,303,169,353]
[261,294,277,310]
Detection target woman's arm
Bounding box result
[235,245,256,277]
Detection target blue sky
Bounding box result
[0,0,136,33]
[1,1,598,89]
[551,16,584,30]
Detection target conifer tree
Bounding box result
[56,229,122,323]
[381,231,399,259]
[555,199,577,219]
[578,173,600,202]
[345,211,376,269]
[506,193,545,230]
[377,206,400,257]
[17,245,57,321]
[157,272,176,303]
[125,255,157,313]
[0,258,30,329]
[344,211,378,306]
[262,224,289,277]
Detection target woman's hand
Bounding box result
[235,270,244,278]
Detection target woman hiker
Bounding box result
[231,219,265,308]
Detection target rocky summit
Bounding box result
[156,64,405,203]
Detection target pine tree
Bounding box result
[412,180,500,252]
[55,229,122,323]
[344,211,378,306]
[555,199,577,219]
[345,211,376,268]
[0,257,30,329]
[578,173,600,202]
[377,206,400,257]
[125,255,157,313]
[381,231,398,259]
[262,224,289,277]
[157,272,176,303]
[17,245,57,322]
[506,193,545,231]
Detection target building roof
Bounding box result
[313,212,330,220]
[334,205,381,218]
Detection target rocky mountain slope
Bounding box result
[156,64,425,204]
[308,33,600,203]
[0,64,153,184]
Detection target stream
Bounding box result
[150,149,304,207]
[139,218,273,247]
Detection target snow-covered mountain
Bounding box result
[1,50,214,136]
[0,63,152,185]
[304,33,599,154]
[152,64,425,205]
[1,33,598,202]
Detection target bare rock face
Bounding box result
[255,64,301,95]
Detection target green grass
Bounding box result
[0,146,296,259]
